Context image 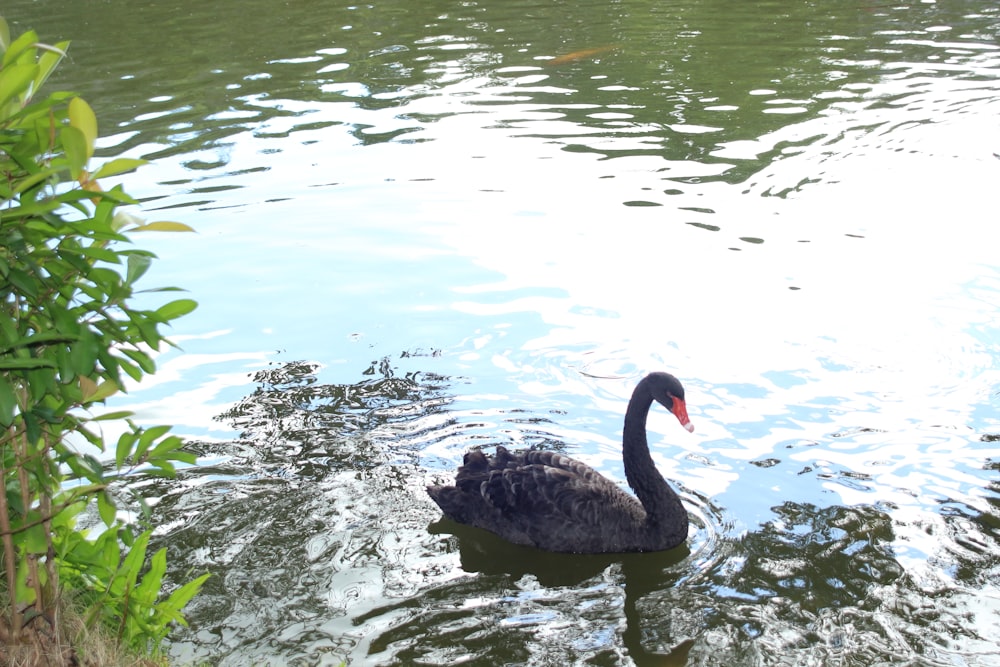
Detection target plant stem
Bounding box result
[0,428,21,634]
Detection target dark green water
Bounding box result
[6,0,1000,664]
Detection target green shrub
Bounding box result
[0,16,207,658]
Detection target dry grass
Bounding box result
[0,595,166,667]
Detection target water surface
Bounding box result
[6,0,1000,664]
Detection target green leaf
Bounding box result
[91,380,119,402]
[88,266,123,292]
[0,376,17,427]
[1,28,36,66]
[161,572,210,620]
[11,166,62,196]
[72,423,104,449]
[91,410,134,422]
[0,17,10,54]
[0,357,57,370]
[80,377,118,403]
[147,435,195,468]
[120,348,156,375]
[0,331,78,354]
[170,450,197,465]
[69,329,99,377]
[24,523,48,554]
[60,126,88,178]
[118,530,151,590]
[68,97,97,160]
[7,267,38,297]
[110,209,144,231]
[155,298,198,321]
[96,183,138,206]
[33,40,69,93]
[126,253,152,286]
[78,245,120,263]
[22,410,41,444]
[62,452,105,481]
[135,425,172,462]
[15,566,36,606]
[139,464,176,478]
[130,221,196,233]
[118,524,137,548]
[134,547,167,607]
[115,429,138,469]
[117,357,144,382]
[0,63,38,108]
[124,314,162,348]
[97,490,116,527]
[101,529,121,573]
[78,375,97,400]
[55,346,74,381]
[134,286,185,294]
[92,158,147,179]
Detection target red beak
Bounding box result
[672,396,695,433]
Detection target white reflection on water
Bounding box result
[380,47,1000,533]
[106,331,270,442]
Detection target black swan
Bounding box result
[426,372,694,554]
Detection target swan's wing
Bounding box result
[482,449,642,527]
[428,447,646,551]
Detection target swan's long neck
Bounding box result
[623,379,687,533]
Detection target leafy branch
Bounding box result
[0,16,208,657]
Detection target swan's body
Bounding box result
[426,372,694,554]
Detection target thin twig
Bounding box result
[0,427,22,635]
[0,485,107,537]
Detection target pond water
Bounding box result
[7,0,1000,664]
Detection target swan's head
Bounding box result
[646,372,695,433]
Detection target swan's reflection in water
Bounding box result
[359,486,725,666]
[369,498,975,666]
[365,518,692,665]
